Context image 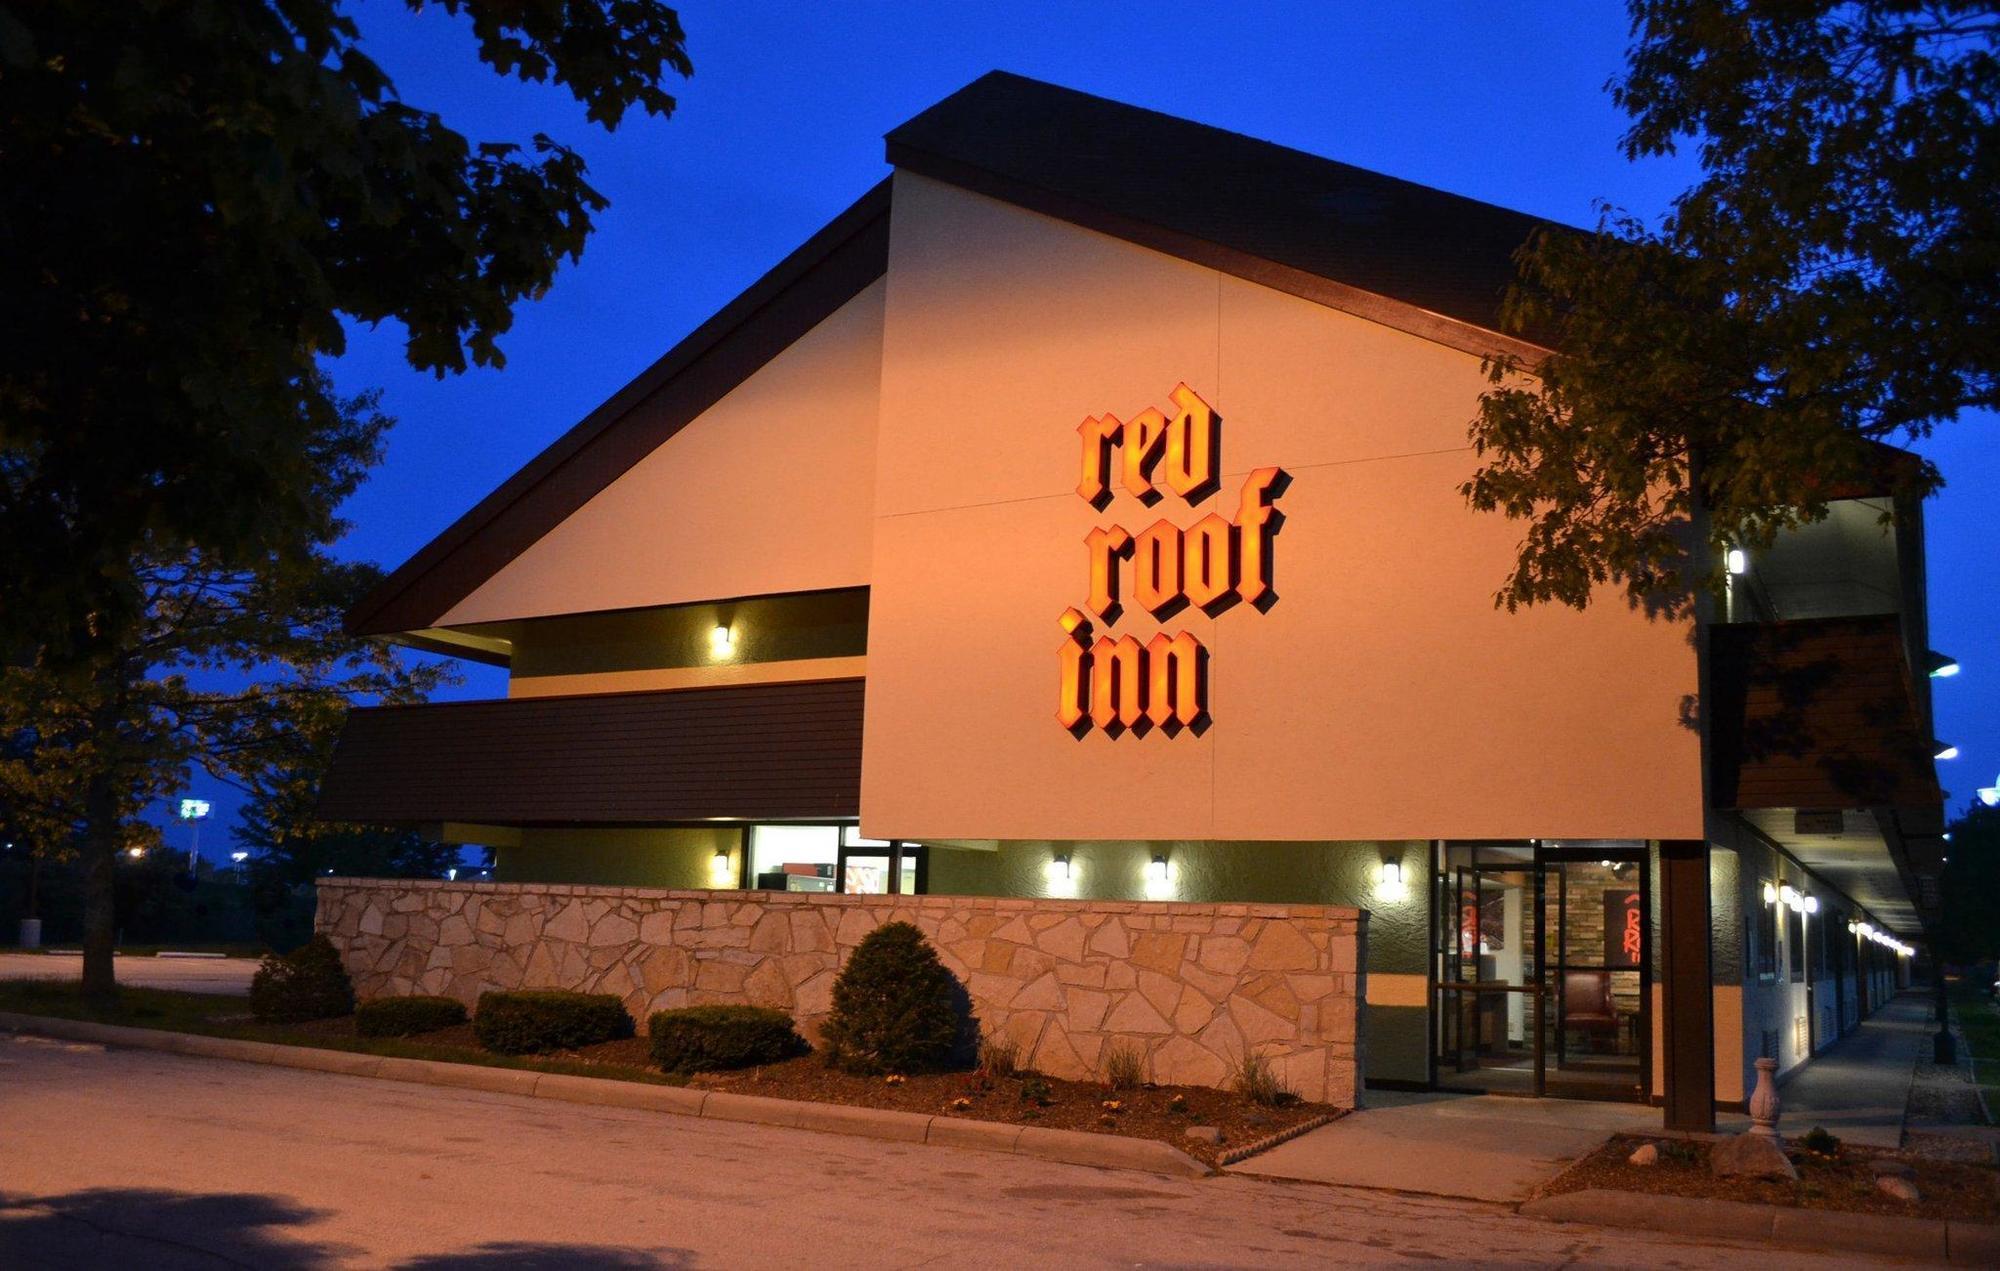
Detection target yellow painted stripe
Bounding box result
[1365,973,1428,1008]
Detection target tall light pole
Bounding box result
[178,798,211,873]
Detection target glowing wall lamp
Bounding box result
[1761,881,1778,906]
[1802,894,1819,915]
[1144,853,1173,900]
[1147,855,1169,885]
[1725,547,1749,576]
[1377,857,1409,903]
[1929,650,1961,678]
[709,624,735,658]
[710,847,733,884]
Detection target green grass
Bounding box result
[1948,978,2000,1119]
[0,978,688,1087]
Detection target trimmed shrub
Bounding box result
[818,921,966,1075]
[355,995,468,1039]
[473,990,634,1055]
[648,1005,808,1073]
[249,934,355,1023]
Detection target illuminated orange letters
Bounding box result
[1236,466,1282,605]
[1164,383,1216,498]
[1131,520,1183,616]
[1084,526,1132,619]
[1146,631,1205,729]
[1090,633,1146,733]
[1061,383,1285,737]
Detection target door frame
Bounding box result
[1432,841,1653,1102]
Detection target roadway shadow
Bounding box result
[0,1188,691,1269]
[0,1187,346,1269]
[402,1243,692,1269]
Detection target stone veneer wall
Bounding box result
[315,879,1368,1106]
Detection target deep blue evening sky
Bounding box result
[169,2,1998,859]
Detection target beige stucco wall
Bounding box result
[440,278,886,625]
[859,175,1703,844]
[316,878,1368,1105]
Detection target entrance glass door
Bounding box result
[1435,843,1649,1101]
[1539,851,1647,1101]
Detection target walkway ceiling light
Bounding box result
[1725,547,1749,576]
[1929,651,1961,678]
[1933,741,1959,761]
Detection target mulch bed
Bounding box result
[1538,1132,2000,1223]
[674,1057,1340,1167]
[228,1013,1336,1167]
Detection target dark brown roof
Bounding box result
[887,71,1557,358]
[350,74,1563,639]
[1708,616,1942,811]
[345,182,892,638]
[314,680,864,825]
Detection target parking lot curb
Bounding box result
[0,1012,1210,1179]
[1521,1187,1998,1265]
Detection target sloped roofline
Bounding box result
[351,73,1571,638]
[346,180,894,637]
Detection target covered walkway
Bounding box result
[1776,991,1931,1149]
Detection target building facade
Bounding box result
[317,73,1942,1124]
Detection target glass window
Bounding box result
[748,825,838,892]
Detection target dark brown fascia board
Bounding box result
[389,629,512,668]
[886,141,1551,369]
[346,180,894,638]
[348,674,866,713]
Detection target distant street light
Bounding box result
[178,798,211,872]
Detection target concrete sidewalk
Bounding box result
[1232,994,1935,1201]
[1775,991,1931,1148]
[0,952,258,996]
[1227,1088,1661,1202]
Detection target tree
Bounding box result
[1,2,688,991]
[0,1,691,666]
[233,702,461,950]
[2,384,448,992]
[1466,1,1994,613]
[1938,801,2000,965]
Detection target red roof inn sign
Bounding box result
[1057,384,1286,736]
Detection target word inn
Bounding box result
[1057,383,1286,735]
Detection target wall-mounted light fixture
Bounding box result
[710,847,733,884]
[1802,894,1819,915]
[1762,881,1777,906]
[709,624,735,658]
[1143,853,1173,900]
[1052,852,1073,882]
[1382,859,1402,887]
[1148,855,1169,885]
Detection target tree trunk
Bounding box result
[80,765,120,997]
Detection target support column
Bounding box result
[1660,839,1715,1131]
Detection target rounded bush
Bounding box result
[473,990,634,1055]
[648,1005,807,1073]
[249,934,355,1024]
[818,921,965,1075]
[355,995,468,1039]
